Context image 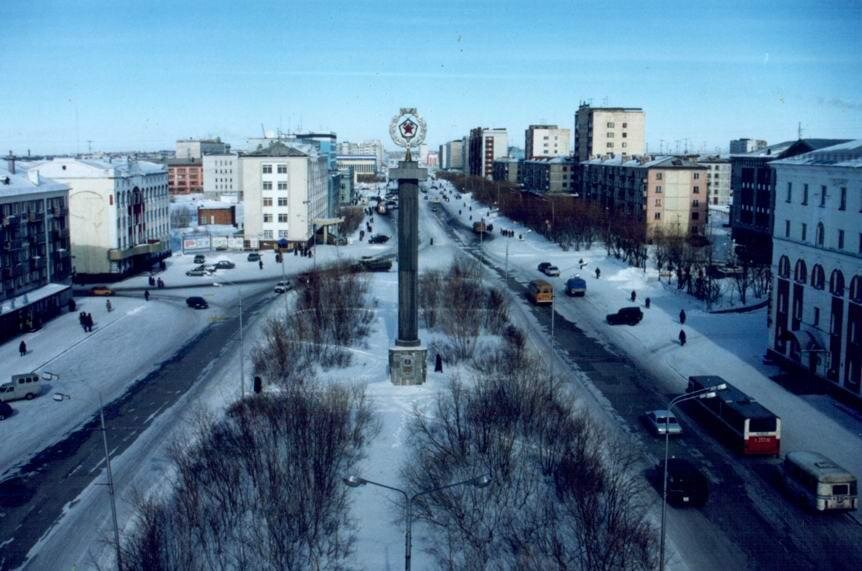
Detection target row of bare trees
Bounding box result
[402,336,656,570]
[252,265,375,385]
[120,385,379,570]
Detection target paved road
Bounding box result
[431,200,862,571]
[0,287,272,571]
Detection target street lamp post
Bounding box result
[344,473,493,571]
[45,372,122,571]
[659,382,727,571]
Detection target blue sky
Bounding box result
[1,0,860,155]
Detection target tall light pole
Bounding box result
[659,382,727,571]
[344,473,492,571]
[45,372,122,570]
[213,281,245,398]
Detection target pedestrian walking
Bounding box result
[259,260,264,270]
[144,289,150,301]
[630,290,637,303]
[148,274,155,287]
[679,329,687,346]
[19,340,27,356]
[435,353,443,373]
[645,297,651,309]
[679,309,687,325]
[68,298,76,312]
[87,313,94,332]
[105,299,112,312]
[157,277,164,289]
[595,267,601,279]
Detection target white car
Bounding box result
[274,281,293,294]
[643,410,683,436]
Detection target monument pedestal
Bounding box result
[389,345,428,386]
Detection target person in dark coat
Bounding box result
[679,329,687,346]
[679,309,687,325]
[435,353,443,373]
[19,340,26,357]
[148,275,156,287]
[631,290,637,302]
[645,297,651,309]
[595,267,601,279]
[258,260,264,270]
[144,289,150,301]
[86,313,94,332]
[157,278,164,289]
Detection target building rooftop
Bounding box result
[243,142,308,158]
[165,158,202,166]
[771,139,862,168]
[732,138,850,159]
[0,165,69,199]
[582,155,706,169]
[19,157,165,179]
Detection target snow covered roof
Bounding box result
[582,155,705,169]
[24,157,167,179]
[731,139,850,160]
[771,139,862,168]
[0,283,70,314]
[0,165,69,199]
[243,142,308,158]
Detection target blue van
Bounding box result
[565,276,587,297]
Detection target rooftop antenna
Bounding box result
[797,121,803,140]
[87,140,93,154]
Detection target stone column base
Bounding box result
[389,345,428,386]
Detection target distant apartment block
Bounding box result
[768,140,862,401]
[730,138,768,155]
[336,156,377,182]
[203,153,241,197]
[698,156,731,207]
[525,125,571,159]
[468,127,508,179]
[521,157,575,195]
[337,140,385,174]
[1,160,73,342]
[730,138,849,263]
[581,156,708,237]
[165,158,202,194]
[492,158,522,185]
[176,138,229,160]
[28,157,171,281]
[574,104,645,162]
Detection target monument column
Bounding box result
[388,108,428,385]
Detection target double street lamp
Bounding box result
[344,473,493,571]
[658,382,727,571]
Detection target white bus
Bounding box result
[783,451,858,512]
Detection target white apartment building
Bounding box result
[699,156,731,207]
[768,140,862,401]
[27,158,170,279]
[574,104,645,161]
[337,140,385,174]
[525,124,571,159]
[176,138,229,159]
[468,127,508,179]
[439,139,464,170]
[241,142,328,248]
[203,153,241,197]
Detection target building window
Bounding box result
[654,212,661,220]
[816,222,824,246]
[278,230,288,238]
[607,122,615,128]
[859,233,862,254]
[811,264,825,289]
[277,182,287,190]
[622,132,627,138]
[692,199,700,207]
[802,184,808,205]
[278,213,288,223]
[277,197,288,206]
[693,186,700,194]
[277,165,287,174]
[801,223,807,241]
[692,212,700,220]
[786,182,792,203]
[607,132,614,138]
[655,185,662,193]
[262,165,272,174]
[263,214,273,223]
[656,172,662,180]
[606,142,614,148]
[263,197,273,207]
[655,198,662,206]
[785,219,791,237]
[622,142,627,148]
[838,229,845,249]
[263,181,272,190]
[839,187,846,210]
[263,230,273,239]
[693,172,700,180]
[813,307,820,327]
[820,185,827,207]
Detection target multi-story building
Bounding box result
[521,157,575,195]
[197,205,237,226]
[768,140,862,401]
[240,142,328,249]
[1,161,73,342]
[439,139,464,171]
[525,125,571,160]
[492,158,522,185]
[574,104,645,162]
[337,140,385,174]
[336,156,377,182]
[468,127,508,179]
[338,171,355,205]
[176,138,229,160]
[698,156,732,207]
[581,155,708,237]
[203,153,241,198]
[28,157,170,280]
[166,158,203,194]
[729,138,767,154]
[730,139,848,263]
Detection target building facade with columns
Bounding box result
[768,140,862,401]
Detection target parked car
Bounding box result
[90,285,113,296]
[656,458,710,507]
[0,401,13,421]
[193,254,206,264]
[215,260,236,269]
[247,252,261,262]
[356,256,392,272]
[542,265,561,277]
[274,281,293,294]
[185,269,207,277]
[606,307,644,325]
[0,373,43,402]
[565,276,587,297]
[369,234,390,244]
[185,296,209,309]
[643,410,683,436]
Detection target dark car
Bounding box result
[606,306,644,325]
[657,458,709,507]
[0,401,13,421]
[215,260,236,269]
[193,254,206,264]
[247,252,261,262]
[186,296,209,309]
[369,234,390,244]
[537,262,552,273]
[355,256,392,272]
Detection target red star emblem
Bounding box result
[399,118,417,139]
[402,122,414,135]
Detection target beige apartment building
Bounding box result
[574,104,645,162]
[525,124,571,159]
[468,127,508,179]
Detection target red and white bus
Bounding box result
[687,375,781,456]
